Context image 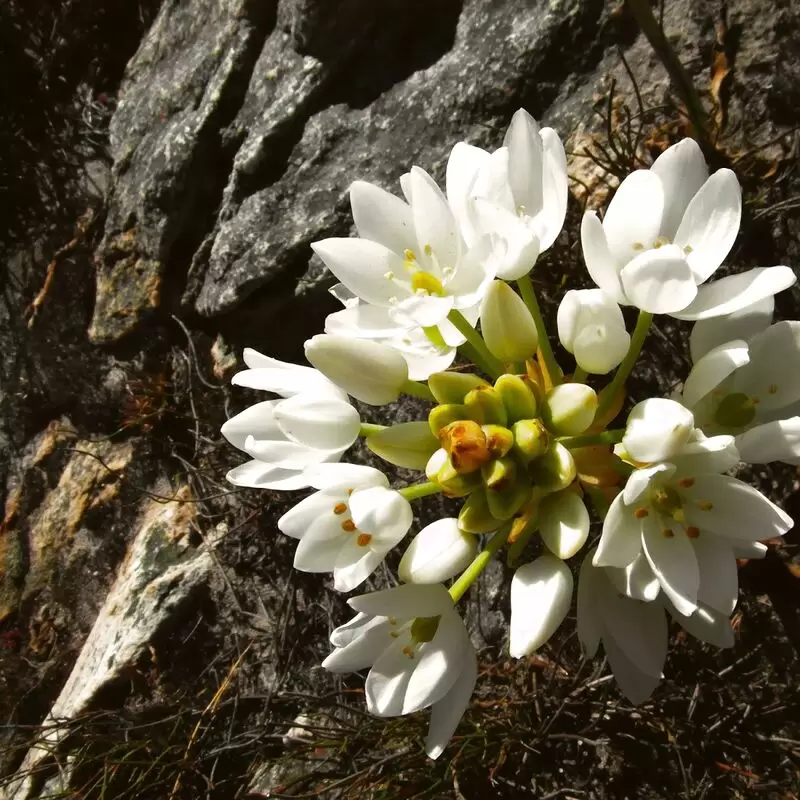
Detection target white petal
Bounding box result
[349,583,455,618]
[623,398,695,463]
[330,612,382,648]
[364,638,415,716]
[333,543,385,592]
[674,266,797,321]
[399,519,478,584]
[225,460,310,491]
[349,487,413,552]
[446,142,490,244]
[623,463,675,505]
[593,493,643,568]
[242,349,307,371]
[577,552,603,657]
[244,435,337,470]
[408,166,461,271]
[650,138,709,241]
[537,127,569,251]
[390,332,456,381]
[641,515,699,616]
[666,600,734,649]
[329,282,358,308]
[221,400,282,451]
[350,180,416,255]
[293,527,345,573]
[731,540,767,559]
[391,294,455,329]
[509,556,573,657]
[322,618,393,672]
[607,553,661,602]
[604,630,663,705]
[278,490,339,540]
[602,170,664,267]
[736,418,800,465]
[580,211,626,304]
[471,200,540,280]
[681,339,750,408]
[274,394,360,451]
[573,321,630,375]
[689,296,773,361]
[669,434,739,476]
[539,491,590,559]
[425,639,477,759]
[682,474,792,540]
[735,321,800,411]
[311,238,408,307]
[691,533,738,614]
[674,169,742,284]
[304,463,388,491]
[445,234,499,301]
[232,367,339,398]
[324,304,404,339]
[620,245,697,314]
[504,108,544,219]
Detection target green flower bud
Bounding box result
[366,421,439,471]
[482,425,514,458]
[486,470,533,521]
[494,374,538,423]
[481,456,517,492]
[529,442,576,493]
[512,419,550,463]
[463,386,508,427]
[541,384,598,436]
[428,403,468,436]
[480,280,539,362]
[428,372,489,404]
[458,488,502,533]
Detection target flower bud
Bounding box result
[464,386,508,427]
[439,420,491,474]
[482,425,514,458]
[622,398,694,463]
[425,448,482,497]
[541,384,597,436]
[304,334,408,405]
[428,372,489,404]
[512,419,549,463]
[480,280,539,362]
[458,488,502,533]
[539,490,590,559]
[486,470,533,520]
[510,555,573,657]
[366,422,439,471]
[529,441,576,493]
[428,403,468,436]
[399,519,478,584]
[481,456,517,492]
[494,374,538,423]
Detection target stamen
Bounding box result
[402,646,415,659]
[634,507,650,519]
[662,528,675,538]
[679,477,695,488]
[384,270,395,280]
[356,533,372,547]
[696,501,713,512]
[632,242,645,251]
[389,630,400,638]
[403,248,417,261]
[341,519,356,532]
[686,526,700,538]
[388,616,398,625]
[333,502,348,515]
[768,383,779,395]
[423,244,433,257]
[684,245,694,254]
[672,508,687,523]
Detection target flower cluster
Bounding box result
[222,110,797,759]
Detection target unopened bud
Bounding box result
[425,448,482,497]
[494,374,538,423]
[486,471,533,521]
[542,384,597,436]
[428,372,489,404]
[399,519,478,584]
[480,280,539,362]
[458,488,502,533]
[464,386,508,426]
[428,403,468,436]
[529,441,576,493]
[366,421,439,471]
[512,419,549,463]
[482,456,517,492]
[482,425,514,458]
[439,420,491,474]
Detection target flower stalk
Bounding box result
[517,275,562,385]
[448,522,513,602]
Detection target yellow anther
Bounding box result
[634,507,650,519]
[696,501,713,512]
[686,526,701,539]
[388,616,398,625]
[341,519,357,532]
[632,242,645,251]
[402,645,415,659]
[384,270,395,280]
[663,528,675,538]
[678,477,695,488]
[403,248,417,261]
[768,383,779,395]
[423,243,433,257]
[684,245,694,254]
[389,630,400,638]
[333,502,348,515]
[672,508,687,523]
[356,533,372,547]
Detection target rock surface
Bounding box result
[2,0,800,797]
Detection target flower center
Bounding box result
[714,392,757,430]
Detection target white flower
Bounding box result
[541,383,598,436]
[578,550,667,704]
[509,555,573,657]
[311,168,496,333]
[304,334,409,405]
[557,288,630,374]
[222,349,360,491]
[620,397,695,463]
[479,279,539,362]
[680,308,800,464]
[322,583,477,759]
[446,109,568,279]
[581,138,795,318]
[325,283,457,381]
[399,518,478,584]
[278,464,413,592]
[594,400,792,616]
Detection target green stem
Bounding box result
[402,379,436,402]
[572,366,588,384]
[359,422,387,437]
[517,275,562,385]
[449,523,512,603]
[626,0,712,149]
[447,309,504,379]
[557,429,625,450]
[595,310,653,422]
[398,481,442,502]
